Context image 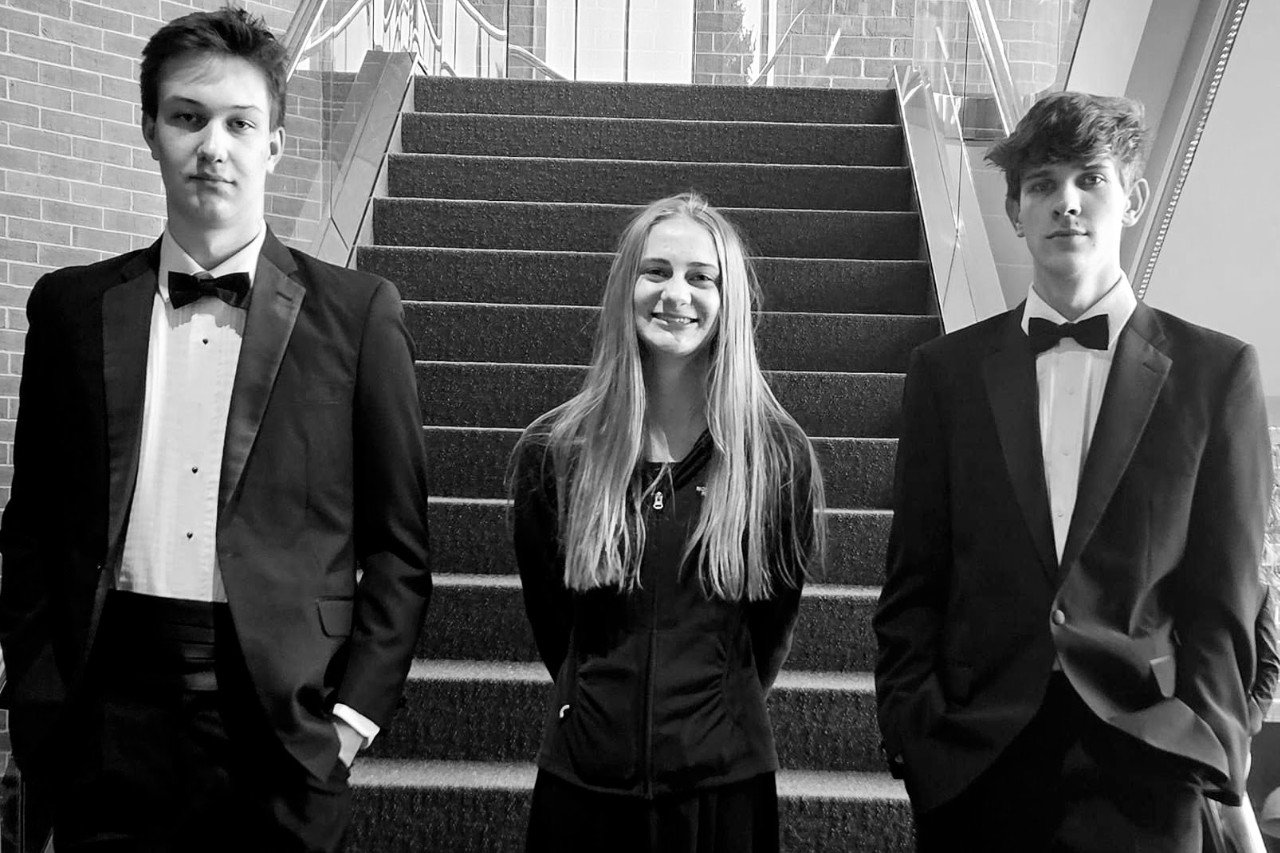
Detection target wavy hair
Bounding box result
[515,193,825,600]
[985,91,1151,200]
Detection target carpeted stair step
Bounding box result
[424,427,896,509]
[419,362,904,437]
[400,113,905,166]
[427,498,891,587]
[360,247,932,315]
[374,199,920,259]
[415,76,899,125]
[371,662,884,773]
[416,576,880,673]
[406,304,937,373]
[349,760,911,853]
[386,154,913,211]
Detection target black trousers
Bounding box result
[48,591,351,853]
[526,770,780,853]
[915,674,1208,853]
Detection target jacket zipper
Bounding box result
[641,476,664,797]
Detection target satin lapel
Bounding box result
[102,244,160,566]
[1059,303,1170,572]
[983,307,1058,581]
[219,232,304,511]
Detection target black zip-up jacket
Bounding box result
[512,429,809,798]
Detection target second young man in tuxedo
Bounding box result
[874,92,1271,852]
[0,9,431,851]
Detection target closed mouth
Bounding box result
[1048,229,1087,238]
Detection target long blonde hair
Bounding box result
[515,193,825,600]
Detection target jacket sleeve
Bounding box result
[746,443,814,692]
[512,437,573,679]
[0,277,62,699]
[334,279,432,728]
[1249,585,1279,735]
[872,347,951,769]
[1175,342,1271,799]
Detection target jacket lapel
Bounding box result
[102,243,160,569]
[219,231,305,511]
[983,307,1059,581]
[1059,302,1171,571]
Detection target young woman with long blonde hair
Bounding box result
[511,193,825,853]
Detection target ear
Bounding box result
[1122,177,1150,227]
[265,126,286,174]
[1004,196,1023,236]
[142,113,159,161]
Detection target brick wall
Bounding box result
[0,0,304,505]
[695,0,913,89]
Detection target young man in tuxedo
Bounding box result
[0,8,431,851]
[874,92,1271,852]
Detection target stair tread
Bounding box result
[405,659,877,693]
[412,111,900,131]
[427,495,893,518]
[392,151,909,172]
[419,359,908,378]
[354,759,907,800]
[407,301,931,321]
[368,245,928,263]
[383,197,919,216]
[431,572,879,599]
[424,424,897,441]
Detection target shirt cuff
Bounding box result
[332,703,380,747]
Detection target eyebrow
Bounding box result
[640,256,718,265]
[164,96,265,114]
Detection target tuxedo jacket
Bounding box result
[0,230,432,782]
[873,301,1271,812]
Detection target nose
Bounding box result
[659,275,692,306]
[1053,183,1081,218]
[196,122,227,163]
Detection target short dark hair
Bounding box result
[140,6,288,129]
[986,91,1150,200]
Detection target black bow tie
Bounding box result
[1027,315,1109,355]
[168,271,250,309]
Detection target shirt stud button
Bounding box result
[202,338,209,345]
[191,466,198,473]
[186,532,194,539]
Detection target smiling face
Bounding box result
[142,52,284,252]
[1007,156,1148,312]
[633,216,722,367]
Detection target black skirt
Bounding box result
[525,769,779,853]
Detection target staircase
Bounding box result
[347,75,940,852]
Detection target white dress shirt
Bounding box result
[118,225,378,746]
[1021,275,1137,562]
[118,227,261,602]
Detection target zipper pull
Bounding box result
[652,490,664,511]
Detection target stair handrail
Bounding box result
[896,62,1007,333]
[284,0,334,77]
[452,0,507,40]
[963,0,1027,133]
[747,5,811,87]
[509,44,568,80]
[286,0,517,80]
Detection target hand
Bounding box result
[331,717,363,769]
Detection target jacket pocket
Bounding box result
[553,643,643,789]
[317,597,353,637]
